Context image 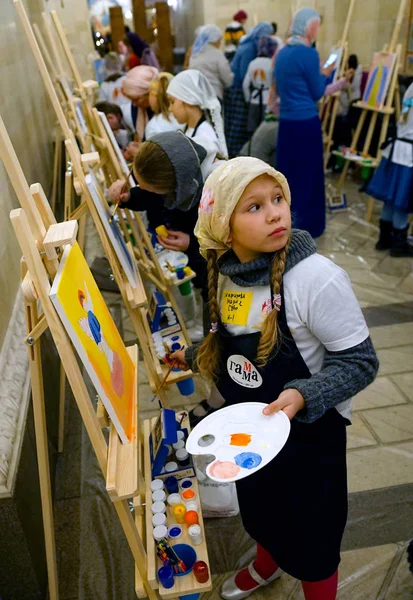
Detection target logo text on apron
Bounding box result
[227,354,263,388]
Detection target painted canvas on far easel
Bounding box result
[362,51,397,110]
[50,242,135,443]
[86,169,138,289]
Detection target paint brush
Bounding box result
[151,360,176,402]
[109,165,134,222]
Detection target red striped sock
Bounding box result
[234,544,279,591]
[301,570,338,600]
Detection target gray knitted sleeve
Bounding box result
[284,336,379,423]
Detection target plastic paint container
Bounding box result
[152,512,167,528]
[185,500,199,512]
[193,561,209,583]
[164,476,179,494]
[184,510,199,526]
[153,524,168,541]
[151,479,164,493]
[188,524,203,546]
[152,489,166,503]
[158,564,175,589]
[168,524,183,540]
[181,488,196,502]
[179,478,193,491]
[173,544,197,577]
[177,431,185,441]
[172,369,195,396]
[152,501,166,515]
[172,503,186,524]
[165,445,173,457]
[167,493,182,507]
[176,448,190,467]
[178,281,192,296]
[173,440,185,451]
[165,461,178,473]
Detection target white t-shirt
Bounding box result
[185,121,220,180]
[145,113,182,140]
[218,253,370,420]
[99,76,129,107]
[242,57,273,105]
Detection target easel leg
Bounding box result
[113,499,159,600]
[77,194,87,252]
[51,129,62,213]
[64,169,72,222]
[58,361,66,454]
[25,299,60,600]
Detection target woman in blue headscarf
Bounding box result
[275,7,335,238]
[224,21,274,157]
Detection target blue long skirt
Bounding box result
[366,156,413,214]
[276,116,326,238]
[224,86,249,158]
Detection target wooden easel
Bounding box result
[18,213,211,597]
[322,0,356,170]
[333,0,407,220]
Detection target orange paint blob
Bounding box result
[182,489,196,501]
[230,433,252,447]
[184,510,199,526]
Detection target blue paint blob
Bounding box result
[234,452,262,470]
[181,480,192,489]
[169,526,182,538]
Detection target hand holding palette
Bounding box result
[186,402,291,483]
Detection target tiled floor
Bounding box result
[53,177,413,599]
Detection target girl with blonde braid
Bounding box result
[172,157,378,600]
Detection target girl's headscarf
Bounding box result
[126,32,149,58]
[257,35,278,58]
[239,22,273,49]
[288,7,320,46]
[123,65,159,99]
[192,25,222,57]
[167,70,228,158]
[195,157,291,259]
[123,66,158,139]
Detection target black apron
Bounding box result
[215,285,348,582]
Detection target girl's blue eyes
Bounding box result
[247,196,282,212]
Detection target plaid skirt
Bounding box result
[224,86,249,158]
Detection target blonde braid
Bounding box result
[256,241,289,367]
[195,250,221,381]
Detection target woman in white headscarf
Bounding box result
[167,69,228,162]
[189,25,234,100]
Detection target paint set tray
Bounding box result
[186,402,291,483]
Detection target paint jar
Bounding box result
[188,524,203,546]
[181,488,196,502]
[158,564,175,589]
[173,369,195,396]
[174,544,197,576]
[164,476,179,494]
[168,524,183,541]
[153,525,168,541]
[172,503,186,524]
[184,500,199,512]
[178,281,192,296]
[152,489,166,503]
[167,493,182,507]
[165,445,173,457]
[184,510,199,526]
[152,501,166,515]
[165,461,178,473]
[177,430,185,442]
[179,478,193,491]
[152,512,167,528]
[173,440,185,451]
[151,479,164,493]
[193,561,209,583]
[176,448,190,467]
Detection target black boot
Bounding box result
[375,219,392,251]
[390,226,413,257]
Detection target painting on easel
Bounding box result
[50,242,135,443]
[85,170,139,289]
[362,51,397,110]
[323,46,343,84]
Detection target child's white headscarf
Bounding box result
[167,69,228,158]
[195,157,291,259]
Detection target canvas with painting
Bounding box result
[98,110,135,185]
[323,47,343,84]
[85,169,138,288]
[50,242,135,443]
[362,51,397,110]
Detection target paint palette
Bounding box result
[186,403,290,483]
